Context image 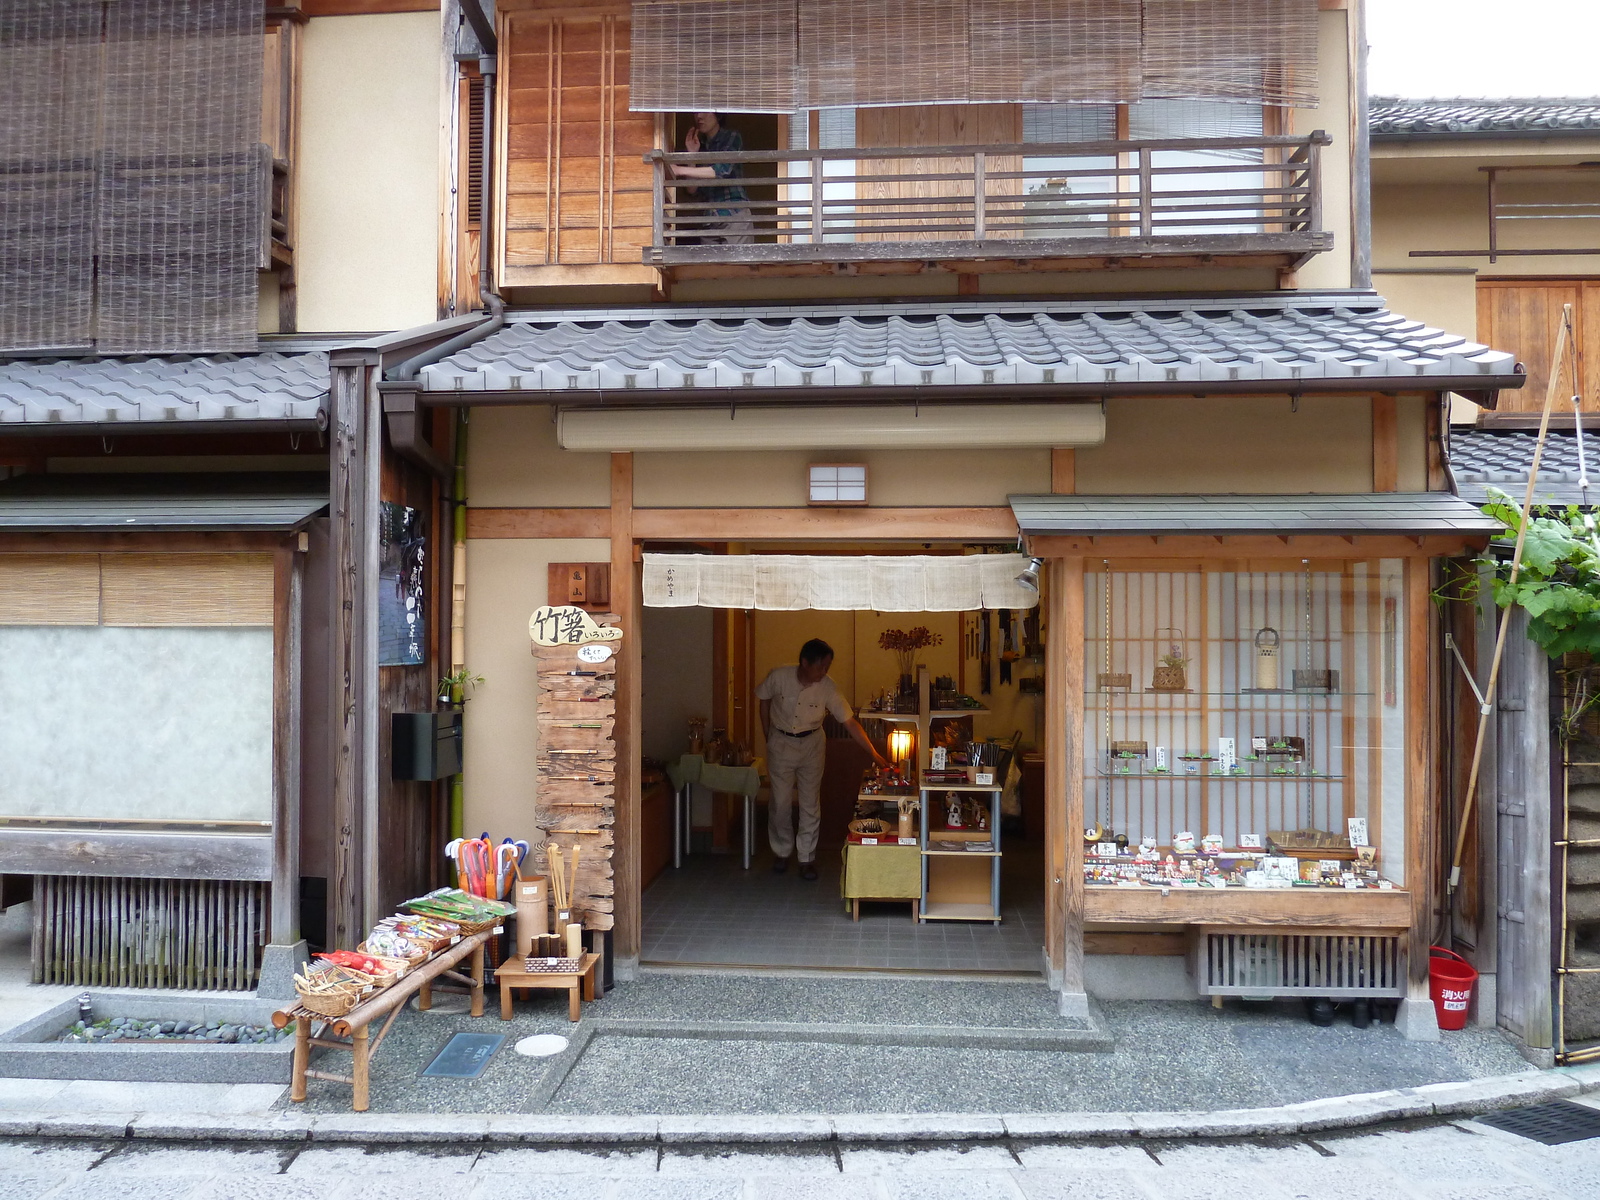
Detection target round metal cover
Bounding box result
[514,1034,570,1057]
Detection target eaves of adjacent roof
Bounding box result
[408,291,1524,406]
[1448,426,1600,506]
[1370,97,1600,141]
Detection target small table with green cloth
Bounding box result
[840,841,921,921]
[668,754,764,870]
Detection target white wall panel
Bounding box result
[0,626,273,824]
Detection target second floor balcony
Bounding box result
[644,132,1333,278]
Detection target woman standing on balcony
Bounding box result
[668,112,753,245]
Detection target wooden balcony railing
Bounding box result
[644,132,1333,271]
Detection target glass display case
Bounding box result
[1082,560,1408,899]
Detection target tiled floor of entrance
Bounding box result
[641,839,1046,973]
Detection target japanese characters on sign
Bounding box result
[530,605,624,647]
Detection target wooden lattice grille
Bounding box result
[32,875,268,991]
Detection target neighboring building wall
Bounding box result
[296,12,442,332]
[1293,7,1354,292]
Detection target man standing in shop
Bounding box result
[757,639,890,880]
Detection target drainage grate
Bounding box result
[421,1032,505,1080]
[1479,1101,1600,1145]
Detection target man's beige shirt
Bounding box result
[755,666,854,735]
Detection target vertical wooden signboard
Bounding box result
[530,605,623,931]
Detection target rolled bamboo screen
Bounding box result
[101,553,273,626]
[969,0,1142,105]
[798,0,971,109]
[629,0,1318,112]
[1142,0,1320,108]
[0,556,101,625]
[0,553,273,628]
[630,0,798,113]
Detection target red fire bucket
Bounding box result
[1429,947,1478,1031]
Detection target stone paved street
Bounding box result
[6,1114,1600,1199]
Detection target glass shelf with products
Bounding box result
[1082,561,1408,894]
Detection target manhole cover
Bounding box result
[421,1032,505,1079]
[1479,1100,1600,1145]
[515,1034,570,1057]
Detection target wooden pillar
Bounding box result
[1051,448,1076,495]
[328,359,371,952]
[611,452,642,973]
[1046,556,1086,1013]
[270,537,304,947]
[1372,395,1399,492]
[1400,555,1440,1037]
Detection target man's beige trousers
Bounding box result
[765,729,826,863]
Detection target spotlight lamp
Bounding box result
[1015,557,1044,592]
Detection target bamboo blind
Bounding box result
[628,0,1317,111]
[101,554,273,627]
[0,554,273,628]
[1142,0,1320,108]
[0,556,101,626]
[969,0,1142,104]
[798,0,971,108]
[631,0,798,113]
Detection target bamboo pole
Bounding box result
[1446,305,1573,906]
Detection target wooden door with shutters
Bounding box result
[503,9,657,273]
[854,105,1021,242]
[1477,279,1600,412]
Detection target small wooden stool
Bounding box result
[495,952,602,1022]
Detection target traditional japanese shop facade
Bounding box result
[390,292,1518,1030]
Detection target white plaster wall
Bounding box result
[0,627,273,823]
[296,13,441,332]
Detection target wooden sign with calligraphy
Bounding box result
[530,605,624,647]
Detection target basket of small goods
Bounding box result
[359,927,429,966]
[316,949,408,988]
[401,888,516,936]
[293,962,372,1018]
[374,914,461,953]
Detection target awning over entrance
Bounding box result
[643,553,1039,610]
[0,477,328,532]
[415,293,1524,404]
[1009,492,1504,537]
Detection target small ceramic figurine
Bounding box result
[946,794,964,828]
[1173,831,1197,855]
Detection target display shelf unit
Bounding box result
[863,666,990,773]
[919,784,1002,924]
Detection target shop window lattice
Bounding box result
[1195,932,1406,998]
[1478,1100,1600,1146]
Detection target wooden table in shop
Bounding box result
[495,952,603,1021]
[273,929,492,1113]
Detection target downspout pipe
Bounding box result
[386,37,504,472]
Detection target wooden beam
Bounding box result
[0,828,273,881]
[1051,448,1076,495]
[1086,885,1413,926]
[632,507,1017,541]
[1084,932,1188,956]
[1373,395,1399,492]
[271,539,304,945]
[466,508,611,539]
[0,533,287,554]
[1406,557,1434,994]
[1026,534,1484,560]
[1047,557,1085,999]
[610,453,642,972]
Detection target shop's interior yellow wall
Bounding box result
[460,536,611,842]
[296,12,442,333]
[1291,8,1353,291]
[1077,395,1373,493]
[469,406,612,509]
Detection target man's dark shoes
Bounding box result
[800,861,818,881]
[773,857,790,874]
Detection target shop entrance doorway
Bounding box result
[637,546,1048,974]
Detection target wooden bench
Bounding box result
[272,929,492,1112]
[495,952,602,1021]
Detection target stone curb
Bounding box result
[0,1067,1593,1145]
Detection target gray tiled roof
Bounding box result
[0,352,329,428]
[0,490,328,532]
[1371,97,1600,139]
[1449,427,1600,505]
[418,294,1520,396]
[1010,493,1503,536]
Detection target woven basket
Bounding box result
[454,916,503,937]
[355,953,411,988]
[358,940,428,968]
[1150,665,1187,692]
[1097,673,1132,690]
[848,819,888,836]
[523,956,583,973]
[294,966,371,1017]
